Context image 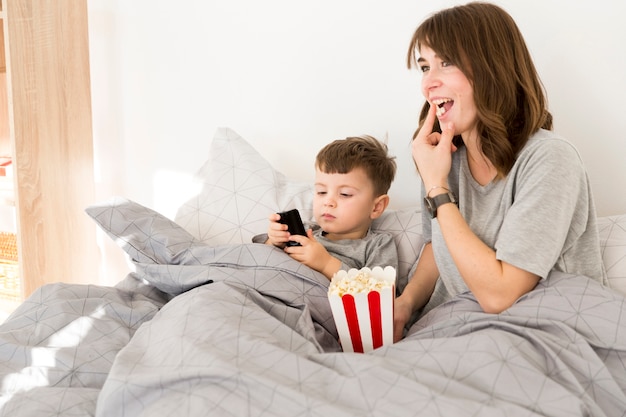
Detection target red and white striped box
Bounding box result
[328,266,396,353]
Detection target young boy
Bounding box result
[256,135,398,280]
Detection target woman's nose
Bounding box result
[422,69,442,90]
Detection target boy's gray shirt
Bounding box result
[311,228,397,273]
[421,129,607,314]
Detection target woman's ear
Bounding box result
[370,194,390,219]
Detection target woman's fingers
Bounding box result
[415,103,437,142]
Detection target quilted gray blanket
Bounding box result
[1,243,625,416]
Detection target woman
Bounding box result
[394,2,607,341]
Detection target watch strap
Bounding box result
[425,191,458,218]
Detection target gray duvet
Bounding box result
[1,243,625,416]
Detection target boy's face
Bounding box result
[313,167,380,240]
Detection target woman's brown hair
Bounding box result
[407,2,552,176]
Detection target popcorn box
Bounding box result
[328,266,396,353]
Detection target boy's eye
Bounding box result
[340,193,352,198]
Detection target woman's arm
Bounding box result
[412,106,539,314]
[435,201,539,313]
[393,242,439,341]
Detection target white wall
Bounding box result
[87,0,626,266]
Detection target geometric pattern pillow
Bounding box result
[174,128,314,246]
[371,207,424,293]
[597,214,626,296]
[85,196,201,265]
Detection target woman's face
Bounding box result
[418,45,477,139]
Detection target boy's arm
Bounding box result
[318,256,342,280]
[285,230,341,280]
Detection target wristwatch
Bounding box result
[424,191,458,218]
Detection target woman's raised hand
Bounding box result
[411,104,457,189]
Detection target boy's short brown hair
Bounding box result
[315,135,396,197]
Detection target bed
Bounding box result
[1,127,625,417]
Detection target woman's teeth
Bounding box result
[432,98,452,117]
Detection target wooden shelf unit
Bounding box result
[0,0,100,302]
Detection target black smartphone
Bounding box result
[277,209,307,247]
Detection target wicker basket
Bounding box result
[0,232,20,302]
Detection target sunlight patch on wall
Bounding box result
[153,170,201,220]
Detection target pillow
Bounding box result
[371,207,424,294]
[597,214,626,296]
[174,127,314,246]
[85,197,203,265]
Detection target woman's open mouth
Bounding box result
[432,98,453,117]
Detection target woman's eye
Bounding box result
[419,65,430,73]
[441,61,453,67]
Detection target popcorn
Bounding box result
[328,269,393,296]
[328,266,396,353]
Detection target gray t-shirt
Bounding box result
[422,129,607,313]
[252,227,398,273]
[311,228,398,273]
